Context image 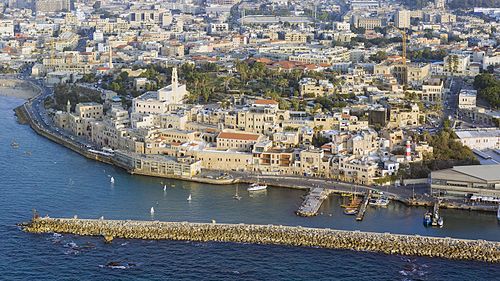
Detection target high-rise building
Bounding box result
[395,10,411,29]
[35,0,71,14]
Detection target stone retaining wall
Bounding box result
[23,217,500,263]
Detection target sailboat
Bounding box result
[150,207,155,214]
[163,185,167,191]
[187,194,192,201]
[110,177,115,184]
[233,186,242,200]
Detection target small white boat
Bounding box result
[11,141,19,149]
[248,183,267,192]
[150,207,155,214]
[110,177,115,184]
[369,196,389,207]
[163,185,167,191]
[437,217,444,227]
[187,194,192,201]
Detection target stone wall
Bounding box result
[23,217,500,263]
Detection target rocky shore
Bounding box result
[22,217,500,263]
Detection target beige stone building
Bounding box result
[217,131,266,151]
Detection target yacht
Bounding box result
[247,183,267,192]
[369,196,390,207]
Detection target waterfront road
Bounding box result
[225,170,431,202]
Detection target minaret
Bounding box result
[171,67,178,90]
[108,45,113,69]
[66,100,71,113]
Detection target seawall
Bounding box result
[15,104,237,185]
[22,217,500,263]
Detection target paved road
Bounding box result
[13,68,97,151]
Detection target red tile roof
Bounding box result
[254,99,279,105]
[218,132,260,141]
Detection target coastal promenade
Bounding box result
[22,216,500,263]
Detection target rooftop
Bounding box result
[218,132,261,141]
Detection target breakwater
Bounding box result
[22,217,500,263]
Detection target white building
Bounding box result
[455,129,500,150]
[0,20,14,37]
[132,67,189,115]
[458,89,477,109]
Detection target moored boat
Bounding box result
[343,208,358,215]
[248,183,267,192]
[369,196,390,207]
[423,212,432,227]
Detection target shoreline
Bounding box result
[11,82,498,214]
[14,103,499,213]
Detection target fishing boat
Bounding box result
[248,183,267,192]
[343,208,358,215]
[369,196,390,207]
[233,186,242,200]
[341,194,361,208]
[423,212,432,227]
[187,194,192,201]
[110,177,115,184]
[150,207,154,214]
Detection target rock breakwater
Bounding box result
[22,217,500,263]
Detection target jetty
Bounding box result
[296,187,331,216]
[21,216,500,263]
[356,191,371,221]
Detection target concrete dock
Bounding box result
[296,187,331,217]
[21,216,500,263]
[356,191,371,221]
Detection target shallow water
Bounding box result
[1,96,499,280]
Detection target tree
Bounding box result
[474,73,500,109]
[369,51,388,63]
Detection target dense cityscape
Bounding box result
[0,0,499,279]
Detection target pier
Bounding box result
[21,216,500,263]
[296,187,331,216]
[356,191,371,221]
